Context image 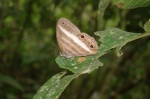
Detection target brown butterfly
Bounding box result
[56,18,98,58]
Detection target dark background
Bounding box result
[0,0,150,99]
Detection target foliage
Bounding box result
[0,0,150,99]
[34,0,150,99]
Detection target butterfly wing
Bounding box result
[56,18,98,58]
[56,18,81,58]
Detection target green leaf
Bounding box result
[33,72,74,99]
[55,56,103,74]
[113,0,150,9]
[56,27,150,74]
[95,27,141,57]
[0,75,23,91]
[144,19,150,32]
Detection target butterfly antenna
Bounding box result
[51,42,68,65]
[51,42,61,51]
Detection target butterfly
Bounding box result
[56,18,98,58]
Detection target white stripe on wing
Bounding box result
[59,35,86,55]
[58,25,92,53]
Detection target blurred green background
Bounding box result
[0,0,150,99]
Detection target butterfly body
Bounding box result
[56,18,98,58]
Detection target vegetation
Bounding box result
[0,0,150,99]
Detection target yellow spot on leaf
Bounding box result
[78,57,86,63]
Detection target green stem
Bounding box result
[128,32,150,42]
[97,0,111,30]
